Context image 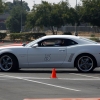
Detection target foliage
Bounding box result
[26,13,36,29]
[5,0,30,33]
[26,0,78,35]
[68,7,78,25]
[4,0,30,13]
[6,5,27,33]
[80,0,100,27]
[32,33,46,39]
[5,0,100,34]
[0,0,5,13]
[10,33,21,40]
[91,34,95,37]
[0,33,7,40]
[10,33,30,41]
[10,33,46,41]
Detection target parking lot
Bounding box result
[0,43,100,100]
[0,68,100,100]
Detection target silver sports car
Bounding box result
[0,35,100,72]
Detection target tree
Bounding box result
[80,0,100,27]
[5,0,30,13]
[26,0,76,34]
[0,0,5,13]
[6,5,27,33]
[68,7,78,25]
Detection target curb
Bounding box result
[24,98,100,100]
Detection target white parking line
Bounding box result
[0,74,81,92]
[59,78,100,80]
[70,73,100,79]
[1,75,100,80]
[7,77,100,80]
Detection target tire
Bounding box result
[0,54,19,72]
[75,54,96,73]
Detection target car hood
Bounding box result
[0,45,24,50]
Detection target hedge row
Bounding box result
[10,33,46,41]
[63,32,72,35]
[0,33,7,40]
[0,32,72,41]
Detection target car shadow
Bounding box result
[1,68,100,74]
[0,67,100,74]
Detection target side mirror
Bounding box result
[33,44,38,48]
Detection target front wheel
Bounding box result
[75,54,96,72]
[0,54,18,72]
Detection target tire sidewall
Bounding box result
[0,54,18,72]
[75,54,95,73]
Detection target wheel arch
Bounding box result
[74,53,97,68]
[0,52,19,68]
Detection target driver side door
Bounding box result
[27,38,67,68]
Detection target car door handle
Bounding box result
[59,49,65,51]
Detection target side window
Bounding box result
[66,39,78,46]
[38,39,56,47]
[38,39,66,47]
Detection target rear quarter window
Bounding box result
[66,39,78,46]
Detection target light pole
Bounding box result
[75,0,78,36]
[20,0,22,33]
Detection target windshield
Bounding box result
[25,37,43,47]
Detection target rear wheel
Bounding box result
[75,54,96,72]
[0,54,18,72]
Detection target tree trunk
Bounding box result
[51,26,55,35]
[55,27,58,35]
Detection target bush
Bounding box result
[10,33,32,41]
[20,33,33,41]
[0,33,7,40]
[10,33,46,41]
[63,32,72,35]
[10,33,22,41]
[91,34,95,37]
[32,33,46,39]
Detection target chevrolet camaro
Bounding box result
[0,35,100,72]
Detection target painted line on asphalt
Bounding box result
[70,73,100,79]
[0,74,81,92]
[1,75,100,80]
[13,77,100,80]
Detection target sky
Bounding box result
[6,0,81,10]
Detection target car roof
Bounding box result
[40,35,97,44]
[42,35,78,39]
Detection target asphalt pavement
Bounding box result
[0,43,100,100]
[0,68,100,100]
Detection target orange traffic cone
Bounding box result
[51,68,57,78]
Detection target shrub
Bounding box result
[91,34,95,37]
[32,33,46,39]
[63,32,72,35]
[20,33,33,41]
[9,33,46,41]
[0,33,7,40]
[10,33,22,41]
